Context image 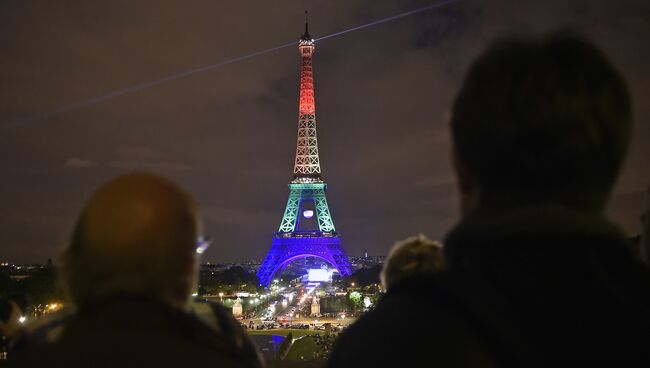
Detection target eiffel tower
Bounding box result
[257,18,352,287]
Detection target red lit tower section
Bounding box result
[293,23,321,180]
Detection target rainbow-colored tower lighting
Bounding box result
[257,17,352,287]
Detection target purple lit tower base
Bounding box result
[257,235,352,286]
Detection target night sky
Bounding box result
[1,0,649,264]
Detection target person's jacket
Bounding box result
[329,205,650,367]
[8,295,262,368]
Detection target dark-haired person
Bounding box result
[9,173,262,368]
[329,33,650,367]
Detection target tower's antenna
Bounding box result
[305,10,309,34]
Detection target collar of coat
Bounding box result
[443,204,629,270]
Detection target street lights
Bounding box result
[249,298,260,318]
[219,292,224,302]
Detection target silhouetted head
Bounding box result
[62,173,203,309]
[451,32,631,214]
[380,234,443,291]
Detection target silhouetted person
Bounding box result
[9,173,262,367]
[380,234,443,291]
[329,32,650,367]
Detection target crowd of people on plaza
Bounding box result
[310,333,338,360]
[2,31,650,367]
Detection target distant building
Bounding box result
[1,263,47,281]
[349,255,386,270]
[232,298,243,317]
[311,296,321,317]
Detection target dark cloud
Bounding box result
[111,146,192,171]
[1,0,649,263]
[64,157,95,168]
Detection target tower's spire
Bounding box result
[293,15,320,181]
[303,11,310,39]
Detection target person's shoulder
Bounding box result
[10,307,74,353]
[189,298,263,368]
[330,276,485,367]
[190,298,246,337]
[9,300,256,367]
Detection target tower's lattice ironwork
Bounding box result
[257,19,352,286]
[293,31,321,178]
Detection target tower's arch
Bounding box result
[266,253,340,283]
[258,235,351,286]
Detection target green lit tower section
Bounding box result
[257,18,352,286]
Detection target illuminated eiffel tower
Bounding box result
[257,18,352,287]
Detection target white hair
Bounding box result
[380,234,444,291]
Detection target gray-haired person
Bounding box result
[380,234,444,291]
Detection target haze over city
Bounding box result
[1,0,648,264]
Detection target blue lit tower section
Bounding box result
[257,20,352,286]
